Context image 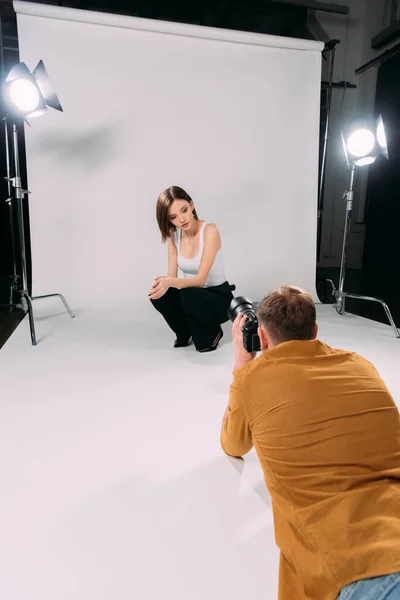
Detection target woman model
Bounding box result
[149,186,234,352]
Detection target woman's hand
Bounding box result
[149,276,171,300]
[232,313,257,371]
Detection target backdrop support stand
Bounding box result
[0,123,74,345]
[317,39,340,263]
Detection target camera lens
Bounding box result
[228,296,257,322]
[228,296,261,353]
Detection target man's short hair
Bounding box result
[257,286,316,345]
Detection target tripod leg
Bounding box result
[379,300,400,338]
[337,292,400,338]
[32,293,75,319]
[326,279,336,297]
[24,293,37,346]
[57,294,75,318]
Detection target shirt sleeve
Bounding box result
[220,374,253,458]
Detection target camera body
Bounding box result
[228,296,261,353]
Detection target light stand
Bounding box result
[330,120,399,338]
[0,60,74,345]
[1,122,74,345]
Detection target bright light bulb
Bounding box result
[347,129,375,158]
[376,120,387,150]
[27,109,47,119]
[354,156,376,167]
[9,78,40,113]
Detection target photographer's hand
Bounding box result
[232,314,257,371]
[149,276,171,300]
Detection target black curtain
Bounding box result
[358,54,400,327]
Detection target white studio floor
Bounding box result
[1,303,399,600]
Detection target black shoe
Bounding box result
[174,336,192,348]
[197,329,223,353]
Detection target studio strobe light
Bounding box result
[9,78,40,113]
[5,60,63,118]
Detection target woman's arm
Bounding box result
[167,235,178,278]
[169,223,221,289]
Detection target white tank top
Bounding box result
[174,222,226,288]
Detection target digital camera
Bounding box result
[228,296,261,353]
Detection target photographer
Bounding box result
[221,286,400,600]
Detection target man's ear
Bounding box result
[314,323,319,339]
[258,326,269,351]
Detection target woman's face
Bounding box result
[168,199,195,232]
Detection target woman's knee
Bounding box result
[151,288,175,307]
[150,297,163,312]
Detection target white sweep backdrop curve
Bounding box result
[14,1,322,314]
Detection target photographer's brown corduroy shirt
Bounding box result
[221,340,400,600]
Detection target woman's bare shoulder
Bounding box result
[203,223,221,250]
[204,222,219,234]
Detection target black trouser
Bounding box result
[151,281,234,350]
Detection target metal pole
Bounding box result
[12,124,29,293]
[317,40,339,262]
[334,164,355,316]
[4,118,19,304]
[318,45,336,208]
[338,164,355,294]
[4,117,18,288]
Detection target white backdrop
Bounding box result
[14,1,323,313]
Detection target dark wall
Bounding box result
[359,54,400,326]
